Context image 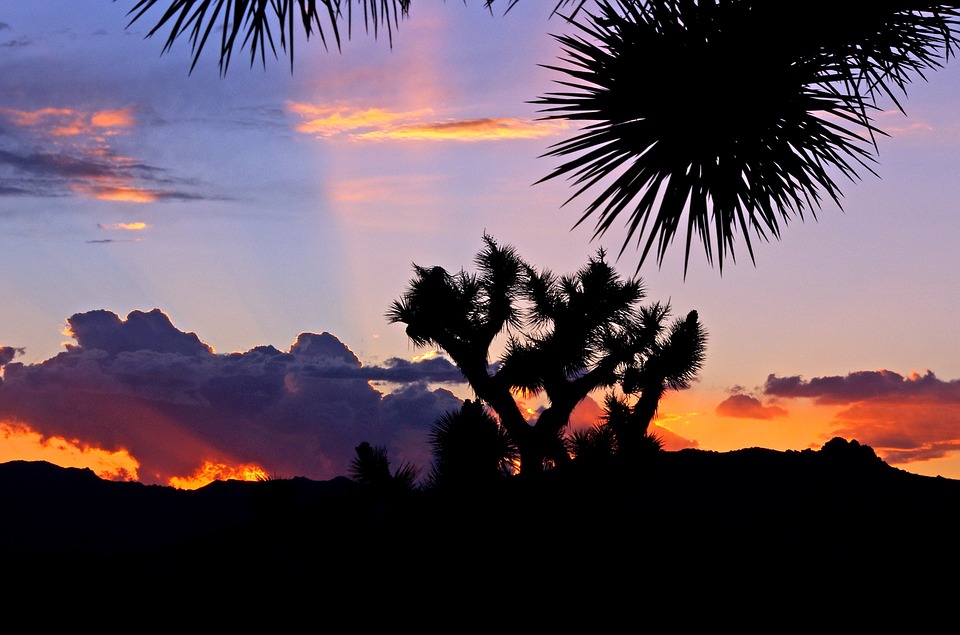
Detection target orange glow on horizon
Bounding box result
[167,460,269,490]
[0,420,139,481]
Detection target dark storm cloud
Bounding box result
[764,370,960,404]
[65,308,213,357]
[0,309,466,485]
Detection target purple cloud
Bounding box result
[0,309,466,485]
[715,393,788,420]
[764,370,960,404]
[0,346,24,366]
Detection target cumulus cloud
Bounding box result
[0,309,466,486]
[715,393,788,420]
[764,369,960,466]
[0,346,24,366]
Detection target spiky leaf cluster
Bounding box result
[123,0,413,74]
[536,0,960,273]
[426,399,518,489]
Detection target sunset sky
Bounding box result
[2,1,960,488]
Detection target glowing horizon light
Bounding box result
[167,460,269,490]
[412,350,439,362]
[0,420,140,481]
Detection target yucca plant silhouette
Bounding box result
[349,441,420,493]
[536,0,960,274]
[426,399,519,490]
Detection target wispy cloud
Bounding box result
[88,222,148,243]
[355,117,563,141]
[0,106,207,202]
[0,106,136,137]
[287,103,435,137]
[287,102,567,142]
[0,22,30,49]
[98,221,148,231]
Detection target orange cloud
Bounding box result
[0,106,135,137]
[762,369,960,473]
[167,460,269,490]
[90,108,136,130]
[287,102,434,136]
[99,222,149,230]
[73,184,158,203]
[0,420,140,482]
[0,105,179,203]
[0,107,74,127]
[830,400,960,465]
[650,422,699,451]
[287,101,566,141]
[354,118,563,141]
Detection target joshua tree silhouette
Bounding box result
[387,233,706,478]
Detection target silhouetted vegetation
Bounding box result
[536,1,960,272]
[121,1,960,270]
[69,4,960,608]
[385,234,705,482]
[349,440,420,494]
[425,399,518,491]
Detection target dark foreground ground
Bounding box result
[3,437,958,620]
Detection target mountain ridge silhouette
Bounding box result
[4,437,958,612]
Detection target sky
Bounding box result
[2,1,960,488]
